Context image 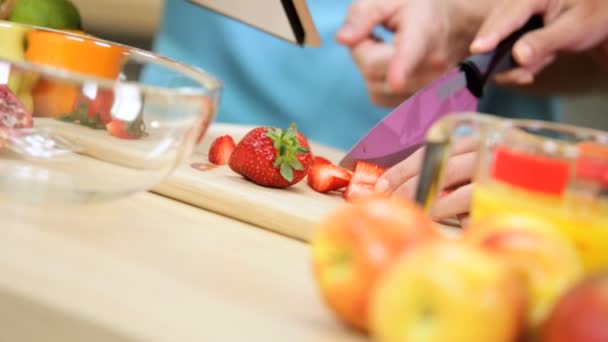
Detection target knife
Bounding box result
[339,16,544,170]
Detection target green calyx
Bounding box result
[266,122,309,182]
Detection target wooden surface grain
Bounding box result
[0,192,365,342]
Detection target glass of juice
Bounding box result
[415,112,608,274]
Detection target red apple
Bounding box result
[542,273,608,342]
[466,215,583,329]
[370,241,526,342]
[310,195,440,331]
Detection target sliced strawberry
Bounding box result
[307,163,351,193]
[351,161,385,185]
[343,182,376,202]
[311,156,332,167]
[88,89,114,125]
[106,120,130,139]
[106,118,145,139]
[208,135,236,165]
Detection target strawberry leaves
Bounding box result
[266,122,309,182]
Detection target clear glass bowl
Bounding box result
[0,21,221,204]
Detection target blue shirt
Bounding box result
[144,0,560,150]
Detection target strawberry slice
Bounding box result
[342,161,386,201]
[307,163,352,193]
[343,182,376,202]
[311,156,332,167]
[350,161,385,185]
[106,120,132,139]
[208,135,236,165]
[106,116,146,140]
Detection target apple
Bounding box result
[466,215,583,329]
[370,241,525,342]
[310,195,440,331]
[465,214,566,242]
[542,273,608,342]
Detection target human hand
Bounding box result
[336,0,494,106]
[374,138,479,221]
[470,0,608,85]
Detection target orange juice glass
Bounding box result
[415,113,608,274]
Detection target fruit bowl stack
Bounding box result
[0,18,222,204]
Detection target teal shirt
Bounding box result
[144,0,560,150]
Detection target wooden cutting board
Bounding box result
[153,123,349,242]
[154,124,461,241]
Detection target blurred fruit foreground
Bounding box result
[311,193,608,342]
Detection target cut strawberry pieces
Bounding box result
[349,161,385,185]
[307,163,352,193]
[311,156,332,167]
[343,161,386,202]
[208,135,236,165]
[343,183,376,202]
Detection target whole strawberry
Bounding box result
[229,123,313,188]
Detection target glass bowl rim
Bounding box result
[0,20,223,99]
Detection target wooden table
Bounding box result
[0,192,365,342]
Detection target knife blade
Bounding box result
[339,16,544,170]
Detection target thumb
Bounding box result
[513,10,585,66]
[336,0,400,46]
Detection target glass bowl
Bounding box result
[0,21,221,204]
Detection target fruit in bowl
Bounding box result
[9,0,81,30]
[0,21,221,204]
[311,195,440,331]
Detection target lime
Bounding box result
[9,0,81,30]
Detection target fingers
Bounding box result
[376,137,478,194]
[472,0,608,72]
[492,54,556,85]
[470,0,549,54]
[389,152,477,201]
[336,0,401,46]
[350,39,393,82]
[350,39,410,107]
[386,1,434,92]
[367,81,412,107]
[375,147,426,194]
[511,11,583,67]
[429,183,473,221]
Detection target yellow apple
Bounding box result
[370,241,525,342]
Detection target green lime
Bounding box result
[9,0,81,30]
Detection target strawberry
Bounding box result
[311,155,332,167]
[208,135,235,165]
[106,117,145,140]
[350,161,385,185]
[228,122,313,188]
[343,161,386,201]
[343,183,376,202]
[307,163,352,193]
[88,89,114,125]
